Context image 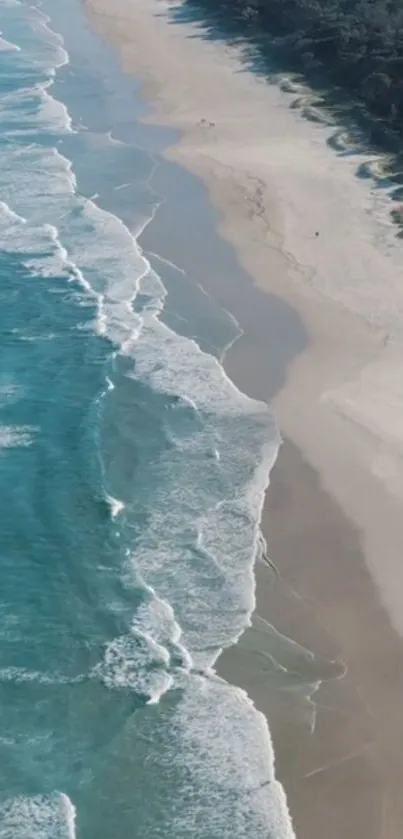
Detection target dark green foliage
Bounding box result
[185,0,403,134]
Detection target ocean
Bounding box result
[0,0,293,836]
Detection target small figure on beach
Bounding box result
[315,230,319,237]
[199,118,215,128]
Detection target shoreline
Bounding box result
[220,438,403,837]
[84,0,403,835]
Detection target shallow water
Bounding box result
[0,0,295,836]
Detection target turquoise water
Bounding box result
[0,1,294,836]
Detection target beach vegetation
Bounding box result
[189,0,403,135]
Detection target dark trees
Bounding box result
[191,0,403,133]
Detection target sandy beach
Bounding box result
[84,0,403,835]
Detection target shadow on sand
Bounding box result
[155,0,403,236]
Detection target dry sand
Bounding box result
[84,0,403,835]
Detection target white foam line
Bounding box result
[0,200,26,223]
[106,494,125,518]
[107,129,126,146]
[146,672,174,704]
[60,794,77,839]
[0,31,20,50]
[146,248,187,276]
[0,666,86,684]
[144,257,244,364]
[29,3,69,70]
[254,613,316,661]
[131,578,194,673]
[132,196,163,240]
[220,306,244,363]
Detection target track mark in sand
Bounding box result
[301,740,374,779]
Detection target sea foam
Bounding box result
[0,793,76,839]
[0,2,292,836]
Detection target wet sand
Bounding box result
[84,0,403,836]
[220,438,403,837]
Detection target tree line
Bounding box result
[186,0,403,135]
